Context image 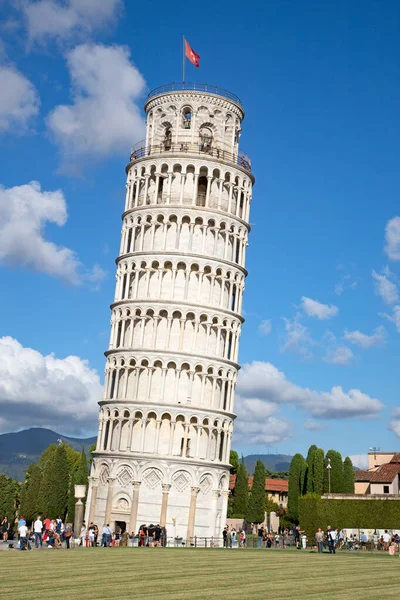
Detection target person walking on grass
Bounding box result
[34,516,43,548]
[315,528,324,553]
[1,516,9,543]
[326,526,336,554]
[223,526,228,548]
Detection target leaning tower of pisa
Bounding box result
[86,82,254,542]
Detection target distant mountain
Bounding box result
[0,428,96,481]
[243,454,293,475]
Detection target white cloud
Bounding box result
[344,326,386,349]
[0,180,105,284]
[380,306,400,333]
[0,336,102,435]
[372,267,398,304]
[258,319,272,335]
[385,216,400,261]
[23,0,122,44]
[303,419,326,431]
[301,296,338,320]
[349,454,369,470]
[281,316,313,356]
[0,64,39,132]
[334,274,358,296]
[234,416,291,445]
[47,43,146,166]
[388,408,400,437]
[237,361,383,420]
[323,345,353,365]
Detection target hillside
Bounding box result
[243,454,293,475]
[0,428,96,481]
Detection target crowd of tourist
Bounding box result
[3,512,400,554]
[0,514,170,550]
[313,526,400,554]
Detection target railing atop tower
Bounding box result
[147,82,242,106]
[129,141,252,172]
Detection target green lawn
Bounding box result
[3,547,399,599]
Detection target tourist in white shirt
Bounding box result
[326,526,336,554]
[18,523,31,551]
[382,530,391,551]
[33,516,43,548]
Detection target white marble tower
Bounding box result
[86,83,254,541]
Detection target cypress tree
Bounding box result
[325,450,344,493]
[343,456,355,493]
[75,448,89,486]
[38,445,57,517]
[306,445,318,493]
[44,444,70,518]
[288,453,307,523]
[229,450,240,475]
[246,460,267,524]
[313,448,325,495]
[20,463,43,523]
[232,456,248,518]
[67,471,76,523]
[0,474,18,524]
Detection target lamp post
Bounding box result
[327,458,332,494]
[74,484,87,540]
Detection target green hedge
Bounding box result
[299,493,400,536]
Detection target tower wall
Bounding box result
[86,85,254,542]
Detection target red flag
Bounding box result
[185,40,200,68]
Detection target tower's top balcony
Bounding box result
[146,82,242,107]
[140,82,249,173]
[129,140,252,173]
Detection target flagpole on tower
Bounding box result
[182,35,185,84]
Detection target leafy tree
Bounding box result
[229,450,240,475]
[231,456,248,518]
[246,460,267,524]
[325,450,344,493]
[313,448,325,495]
[343,456,355,493]
[306,445,318,493]
[288,453,307,523]
[67,471,75,524]
[20,463,43,523]
[265,496,280,516]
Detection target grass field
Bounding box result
[2,547,399,599]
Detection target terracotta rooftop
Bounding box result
[229,474,288,492]
[354,470,374,482]
[390,453,400,464]
[370,463,400,483]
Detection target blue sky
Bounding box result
[1,0,400,466]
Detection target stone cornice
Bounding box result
[104,346,240,371]
[121,205,251,232]
[98,399,236,421]
[115,250,248,277]
[144,90,244,120]
[110,298,245,324]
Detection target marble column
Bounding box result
[104,477,115,526]
[209,489,220,537]
[160,484,171,527]
[88,477,99,524]
[186,486,200,545]
[129,481,141,534]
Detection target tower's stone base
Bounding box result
[85,454,230,541]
